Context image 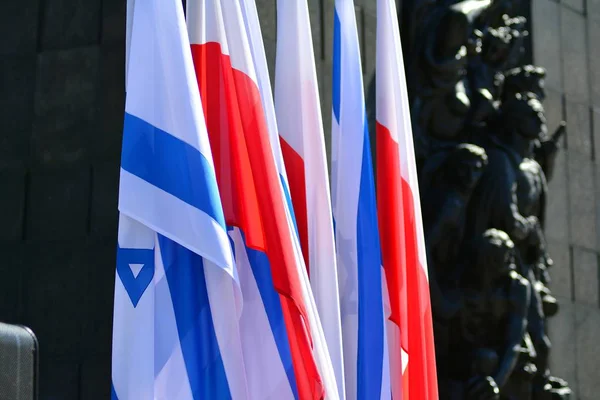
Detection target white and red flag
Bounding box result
[187,0,339,398]
[275,2,346,398]
[376,0,439,399]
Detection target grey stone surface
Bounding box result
[589,19,600,109]
[589,0,600,22]
[102,0,126,45]
[561,6,589,103]
[21,241,88,358]
[565,99,592,158]
[575,304,600,400]
[572,247,599,305]
[562,0,585,14]
[568,151,597,249]
[26,168,91,240]
[0,168,26,241]
[94,44,125,161]
[308,0,323,61]
[532,0,562,91]
[323,0,335,64]
[363,9,376,80]
[257,0,277,43]
[39,0,102,50]
[90,163,119,237]
[0,1,39,56]
[548,298,578,398]
[547,240,572,299]
[33,47,100,166]
[545,148,569,242]
[0,242,23,324]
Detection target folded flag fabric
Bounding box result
[330,0,390,399]
[375,0,439,398]
[275,2,346,398]
[111,0,245,398]
[187,0,338,398]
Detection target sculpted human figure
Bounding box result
[441,229,530,400]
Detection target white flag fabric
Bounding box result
[188,0,339,398]
[111,0,247,398]
[330,1,390,399]
[375,0,439,398]
[275,2,346,398]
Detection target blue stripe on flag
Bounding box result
[111,383,119,400]
[244,238,299,400]
[159,235,232,400]
[356,119,385,400]
[121,113,226,227]
[332,9,342,122]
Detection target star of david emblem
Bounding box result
[116,245,155,307]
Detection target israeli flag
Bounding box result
[111,0,246,398]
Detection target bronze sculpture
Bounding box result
[367,0,572,398]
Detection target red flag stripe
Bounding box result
[192,42,324,400]
[279,137,310,274]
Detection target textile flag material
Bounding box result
[331,1,390,399]
[376,0,439,399]
[112,0,247,398]
[275,2,346,397]
[188,0,338,398]
[237,4,343,400]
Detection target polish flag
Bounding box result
[187,0,338,398]
[376,0,439,399]
[275,2,346,398]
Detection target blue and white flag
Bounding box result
[111,0,248,398]
[330,1,390,399]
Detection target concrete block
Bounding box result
[319,60,333,169]
[0,1,39,56]
[0,242,23,324]
[0,168,26,241]
[575,304,600,400]
[363,10,376,80]
[257,0,277,43]
[588,19,600,108]
[94,45,125,161]
[79,240,116,357]
[545,148,569,243]
[39,0,102,50]
[565,98,592,158]
[90,162,119,238]
[543,88,564,136]
[572,247,599,305]
[561,7,589,103]
[568,151,597,249]
[26,167,91,240]
[39,359,80,400]
[589,0,600,22]
[33,47,100,166]
[308,0,323,61]
[102,0,126,45]
[532,0,562,91]
[80,356,111,400]
[21,241,89,359]
[323,0,334,63]
[547,298,577,398]
[547,240,572,300]
[562,0,585,14]
[0,55,36,138]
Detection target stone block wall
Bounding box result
[532,1,600,398]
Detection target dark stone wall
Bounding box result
[0,1,124,398]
